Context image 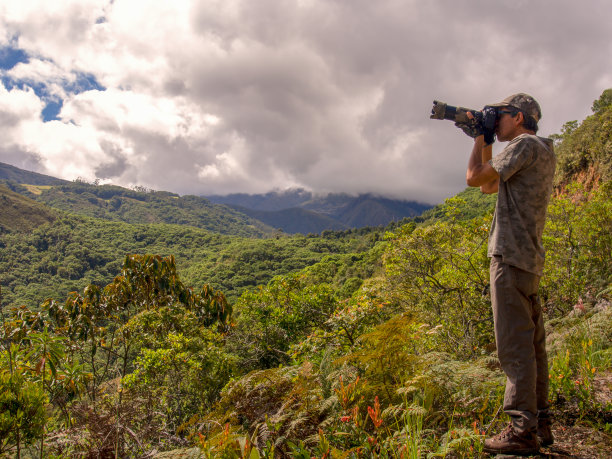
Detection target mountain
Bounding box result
[206,188,314,212]
[0,161,69,186]
[1,163,274,237]
[231,206,349,233]
[206,189,431,234]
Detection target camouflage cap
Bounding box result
[489,93,542,122]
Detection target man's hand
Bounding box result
[456,112,496,145]
[482,127,496,146]
[455,119,483,138]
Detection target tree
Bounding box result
[228,273,338,371]
[384,199,493,357]
[591,88,612,114]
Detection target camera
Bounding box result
[430,100,498,137]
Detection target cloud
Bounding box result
[1,0,611,203]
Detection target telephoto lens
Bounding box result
[430,100,480,124]
[430,100,499,145]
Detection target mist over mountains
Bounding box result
[206,190,432,233]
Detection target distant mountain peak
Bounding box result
[205,190,431,234]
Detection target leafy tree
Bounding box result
[0,345,47,457]
[228,273,338,372]
[541,183,612,313]
[553,88,612,186]
[384,200,493,357]
[591,88,612,114]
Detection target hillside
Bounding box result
[0,206,381,309]
[1,179,274,237]
[552,88,612,187]
[0,161,69,186]
[207,189,431,233]
[232,205,350,233]
[0,185,57,233]
[414,186,497,224]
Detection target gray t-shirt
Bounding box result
[488,133,556,276]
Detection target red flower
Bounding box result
[367,396,383,429]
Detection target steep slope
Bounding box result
[333,195,430,227]
[229,205,349,234]
[0,161,69,185]
[553,88,612,187]
[207,188,313,211]
[0,184,57,233]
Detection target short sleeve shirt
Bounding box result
[488,134,556,276]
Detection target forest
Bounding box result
[0,89,611,457]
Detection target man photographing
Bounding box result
[461,94,556,455]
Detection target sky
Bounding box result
[1,1,611,204]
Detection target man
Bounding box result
[461,93,556,455]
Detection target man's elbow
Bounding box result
[466,174,479,187]
[480,180,499,194]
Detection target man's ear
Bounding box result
[515,111,525,125]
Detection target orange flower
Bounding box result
[367,396,383,429]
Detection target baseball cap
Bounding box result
[489,93,542,122]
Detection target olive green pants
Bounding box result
[490,256,550,433]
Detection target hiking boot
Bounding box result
[483,424,539,456]
[537,417,554,446]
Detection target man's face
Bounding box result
[495,107,521,141]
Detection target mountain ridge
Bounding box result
[0,162,69,186]
[206,189,431,233]
[1,162,432,235]
[0,163,273,237]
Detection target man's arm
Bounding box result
[466,136,499,194]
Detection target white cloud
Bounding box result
[1,0,612,203]
[0,84,43,126]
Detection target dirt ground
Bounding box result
[490,371,612,458]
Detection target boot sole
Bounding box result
[483,445,540,456]
[539,439,554,447]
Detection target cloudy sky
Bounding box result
[1,0,611,204]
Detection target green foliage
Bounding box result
[204,363,328,456]
[16,180,274,237]
[123,328,235,430]
[197,423,266,458]
[0,254,238,456]
[0,213,378,309]
[414,187,496,225]
[0,345,47,455]
[294,276,396,362]
[591,88,612,114]
[0,184,57,234]
[547,306,612,423]
[228,273,338,372]
[384,205,493,357]
[338,315,426,404]
[541,183,612,314]
[553,88,612,186]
